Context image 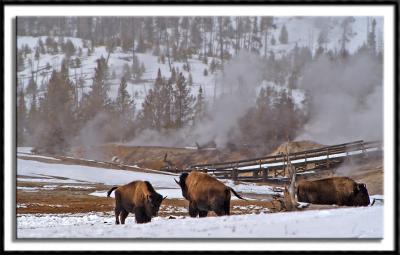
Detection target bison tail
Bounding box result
[229,187,246,200]
[107,186,118,197]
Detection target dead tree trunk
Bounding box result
[284,142,297,211]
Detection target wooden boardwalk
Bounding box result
[183,140,382,182]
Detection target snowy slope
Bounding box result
[17,158,177,188]
[17,205,382,238]
[17,157,280,196]
[17,17,382,112]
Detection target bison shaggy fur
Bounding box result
[107,181,165,224]
[175,171,245,217]
[297,177,370,206]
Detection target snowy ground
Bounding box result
[16,150,383,239]
[17,205,382,238]
[17,157,280,197]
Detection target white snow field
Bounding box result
[17,205,382,238]
[17,158,177,188]
[17,157,281,196]
[17,157,383,238]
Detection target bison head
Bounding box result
[175,172,189,200]
[145,193,166,217]
[353,183,370,206]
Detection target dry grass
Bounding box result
[16,181,283,216]
[268,140,325,156]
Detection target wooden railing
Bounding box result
[181,140,382,182]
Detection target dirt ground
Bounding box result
[16,178,284,217]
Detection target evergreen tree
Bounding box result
[279,25,289,44]
[141,68,164,130]
[174,72,195,128]
[144,17,154,46]
[271,35,276,46]
[122,63,132,80]
[274,90,298,141]
[27,92,38,143]
[160,71,175,129]
[17,87,27,146]
[26,78,37,96]
[64,39,76,59]
[136,34,146,53]
[75,57,82,68]
[34,47,40,61]
[260,17,274,57]
[80,56,110,121]
[17,50,25,72]
[339,17,355,58]
[190,17,202,51]
[367,18,377,54]
[188,73,193,86]
[36,69,75,154]
[38,38,46,54]
[115,77,135,141]
[193,86,205,125]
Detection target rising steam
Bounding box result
[129,51,264,148]
[297,53,383,144]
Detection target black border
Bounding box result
[3,1,399,254]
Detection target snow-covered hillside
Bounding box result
[17,36,215,109]
[17,17,382,110]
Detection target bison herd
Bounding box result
[107,172,371,224]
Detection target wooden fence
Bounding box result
[181,140,382,182]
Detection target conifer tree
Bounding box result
[174,72,194,128]
[27,92,38,141]
[193,86,205,126]
[64,39,76,59]
[36,69,75,154]
[141,68,164,130]
[80,56,110,121]
[279,25,289,44]
[367,18,377,54]
[26,77,37,96]
[115,77,135,141]
[17,87,27,146]
[17,50,25,72]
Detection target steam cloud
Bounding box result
[129,51,264,148]
[297,53,383,144]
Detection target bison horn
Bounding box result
[174,178,180,185]
[163,196,167,200]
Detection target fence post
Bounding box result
[304,152,308,172]
[326,148,330,169]
[362,142,367,159]
[262,168,268,182]
[232,168,238,182]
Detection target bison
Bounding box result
[296,177,370,206]
[107,181,166,224]
[175,171,245,217]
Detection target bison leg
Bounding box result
[188,202,199,218]
[198,210,208,217]
[212,198,228,216]
[134,207,151,224]
[114,191,122,224]
[114,207,122,225]
[120,209,129,224]
[224,199,230,215]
